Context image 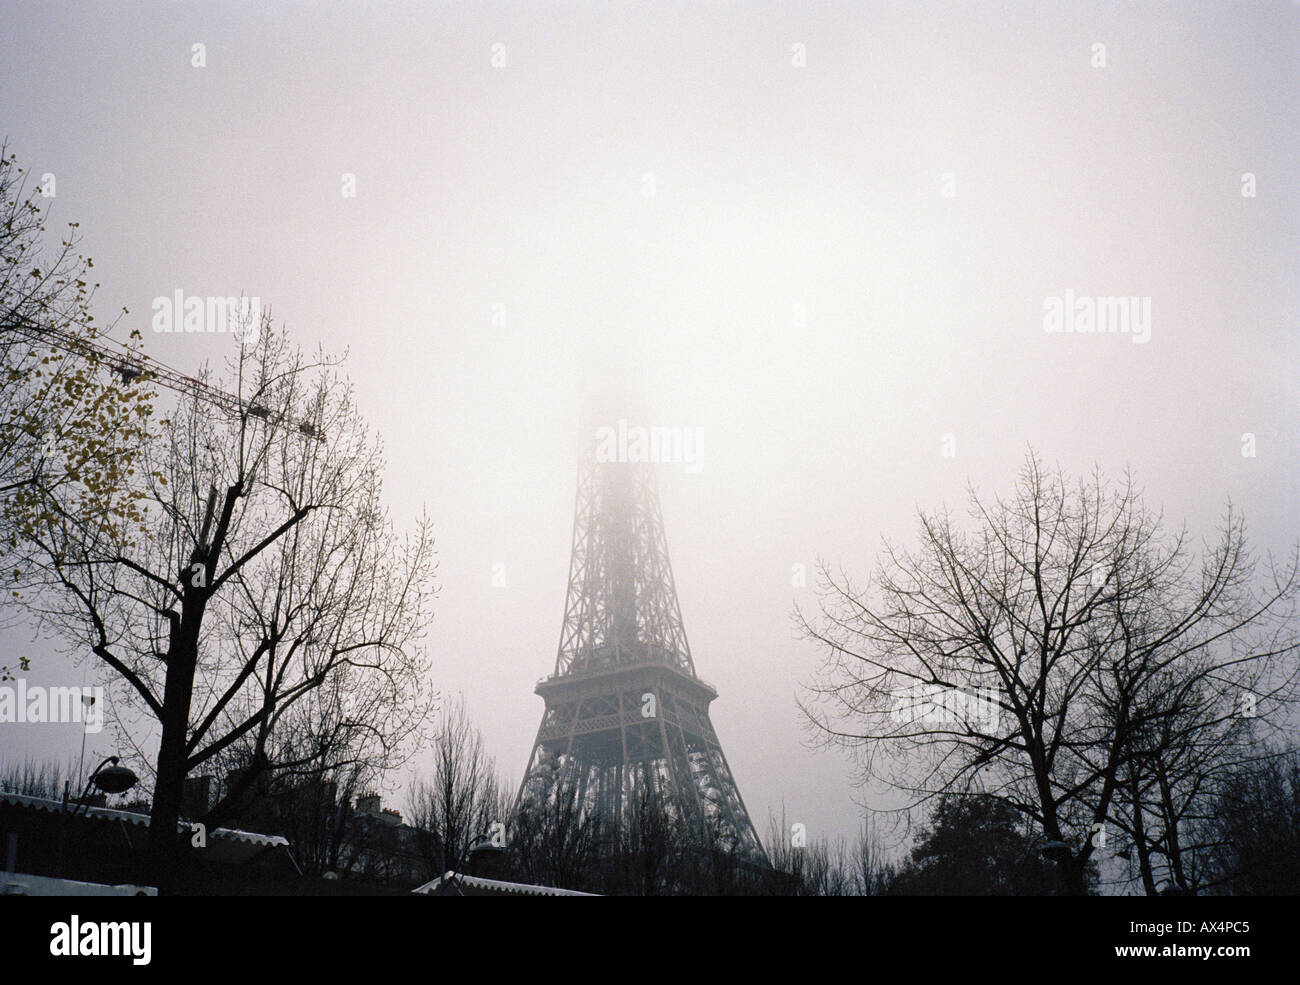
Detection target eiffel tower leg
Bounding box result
[602,764,617,838]
[703,741,763,856]
[574,757,590,816]
[651,708,687,833]
[516,721,549,809]
[617,691,633,833]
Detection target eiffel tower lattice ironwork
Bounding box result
[516,441,765,861]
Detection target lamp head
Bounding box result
[93,763,138,795]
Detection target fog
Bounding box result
[1,1,1296,849]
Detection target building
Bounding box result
[0,791,295,893]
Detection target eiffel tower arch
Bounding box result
[516,438,766,862]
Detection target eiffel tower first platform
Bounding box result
[516,436,766,861]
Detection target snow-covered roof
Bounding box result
[412,870,598,897]
[0,791,290,850]
[2,872,157,896]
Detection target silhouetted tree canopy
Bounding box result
[889,794,1078,896]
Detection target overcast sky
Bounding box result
[1,1,1296,848]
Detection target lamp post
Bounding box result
[55,756,138,878]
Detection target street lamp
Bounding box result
[83,758,138,799]
[55,756,138,877]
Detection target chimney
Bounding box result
[466,836,509,880]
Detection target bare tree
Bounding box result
[851,816,897,897]
[19,323,437,891]
[405,694,503,880]
[1102,668,1260,894]
[601,775,694,895]
[760,810,894,896]
[510,767,602,892]
[200,729,379,880]
[0,755,74,800]
[801,452,1299,895]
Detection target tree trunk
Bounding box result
[148,601,202,894]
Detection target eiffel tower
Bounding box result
[516,433,765,861]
